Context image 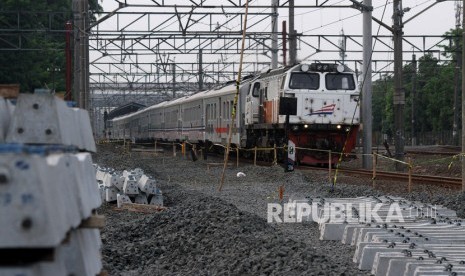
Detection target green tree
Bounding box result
[0,0,101,93]
[372,50,457,144]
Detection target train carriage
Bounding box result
[179,92,204,142]
[108,62,360,165]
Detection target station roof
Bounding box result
[107,102,146,120]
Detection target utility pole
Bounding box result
[282,21,287,66]
[454,1,462,146]
[411,54,417,146]
[393,0,405,171]
[76,0,89,110]
[362,0,373,169]
[172,63,176,98]
[289,0,297,65]
[65,21,72,101]
[339,29,347,63]
[271,0,278,69]
[461,0,465,192]
[199,49,204,91]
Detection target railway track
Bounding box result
[131,143,462,188]
[298,166,462,188]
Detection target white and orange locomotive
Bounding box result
[109,62,360,165]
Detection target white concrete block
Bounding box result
[56,229,102,276]
[74,108,96,152]
[372,252,421,276]
[105,186,119,202]
[5,94,95,152]
[0,97,10,142]
[123,175,139,195]
[117,193,132,208]
[122,170,130,177]
[135,193,148,204]
[73,153,102,218]
[386,259,438,276]
[0,153,72,247]
[44,154,81,229]
[359,244,412,270]
[137,175,157,194]
[0,261,67,276]
[98,184,106,202]
[114,175,125,190]
[149,190,163,206]
[96,168,108,182]
[412,266,465,276]
[133,167,144,175]
[103,173,116,188]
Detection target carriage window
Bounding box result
[289,73,319,89]
[325,73,356,90]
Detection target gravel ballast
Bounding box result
[93,144,465,275]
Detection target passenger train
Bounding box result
[108,62,360,165]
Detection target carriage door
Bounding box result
[217,97,222,137]
[245,81,260,125]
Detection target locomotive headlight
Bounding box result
[304,124,309,128]
[292,125,299,131]
[301,64,310,72]
[336,124,342,129]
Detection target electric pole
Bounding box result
[172,63,176,98]
[289,0,297,65]
[271,0,278,69]
[461,0,465,192]
[453,1,462,146]
[411,54,417,146]
[199,49,204,91]
[362,0,373,169]
[393,0,405,171]
[73,0,89,110]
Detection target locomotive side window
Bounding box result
[252,83,260,97]
[325,73,356,90]
[289,73,319,89]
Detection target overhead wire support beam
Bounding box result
[114,3,354,9]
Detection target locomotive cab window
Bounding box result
[251,82,260,97]
[325,73,355,90]
[289,73,319,90]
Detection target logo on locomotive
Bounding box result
[307,104,336,116]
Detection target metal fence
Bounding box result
[371,130,462,147]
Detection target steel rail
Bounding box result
[298,166,461,187]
